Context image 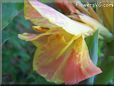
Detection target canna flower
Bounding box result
[55,0,112,39]
[18,0,111,85]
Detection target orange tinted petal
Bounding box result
[55,0,79,14]
[33,31,73,83]
[64,36,102,84]
[24,0,41,19]
[24,0,57,28]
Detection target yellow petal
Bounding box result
[24,0,57,29]
[32,34,102,84]
[28,0,93,36]
[79,14,112,38]
[32,26,49,32]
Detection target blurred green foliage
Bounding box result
[86,30,98,84]
[2,2,53,85]
[2,1,114,85]
[2,2,23,29]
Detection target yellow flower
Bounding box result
[17,0,113,84]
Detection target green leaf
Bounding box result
[86,30,99,84]
[2,3,23,29]
[39,0,54,3]
[2,10,32,45]
[95,56,114,84]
